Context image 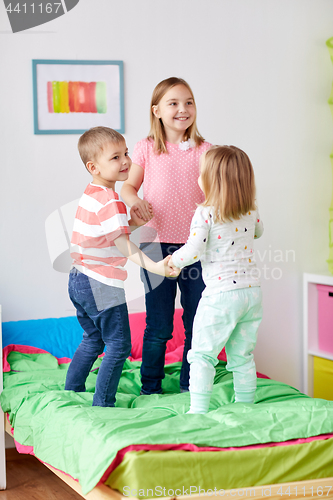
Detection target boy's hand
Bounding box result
[114,235,181,277]
[132,199,153,221]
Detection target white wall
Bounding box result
[1,0,332,391]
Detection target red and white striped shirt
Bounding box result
[70,183,130,287]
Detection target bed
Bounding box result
[1,306,333,500]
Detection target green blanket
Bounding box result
[1,350,333,495]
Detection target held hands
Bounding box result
[167,257,180,276]
[129,206,148,228]
[132,199,154,222]
[155,256,181,277]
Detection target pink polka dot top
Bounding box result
[131,138,212,243]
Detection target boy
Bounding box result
[65,126,179,407]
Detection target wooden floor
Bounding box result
[0,448,83,499]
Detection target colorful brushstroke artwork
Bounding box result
[33,60,124,134]
[47,81,107,114]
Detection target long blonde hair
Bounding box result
[201,145,256,222]
[148,77,205,154]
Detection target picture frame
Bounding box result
[32,59,125,134]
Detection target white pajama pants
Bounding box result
[188,287,263,413]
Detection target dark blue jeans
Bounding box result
[65,268,131,407]
[140,243,205,394]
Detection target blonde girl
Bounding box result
[170,145,264,413]
[121,77,211,395]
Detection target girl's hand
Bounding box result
[132,199,153,221]
[153,256,180,277]
[129,206,148,228]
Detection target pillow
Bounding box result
[2,310,227,362]
[2,316,83,359]
[129,309,185,359]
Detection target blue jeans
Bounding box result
[65,268,131,407]
[140,243,205,394]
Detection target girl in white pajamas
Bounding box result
[170,145,264,414]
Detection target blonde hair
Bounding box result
[148,77,205,154]
[201,145,256,222]
[78,126,125,169]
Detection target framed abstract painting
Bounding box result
[32,59,124,134]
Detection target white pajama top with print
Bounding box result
[172,206,264,296]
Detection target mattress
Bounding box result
[2,346,333,496]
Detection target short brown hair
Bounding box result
[78,126,125,168]
[201,145,256,222]
[148,77,205,154]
